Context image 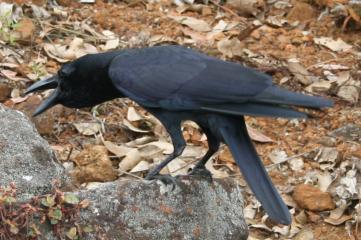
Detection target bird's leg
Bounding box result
[145,120,186,183]
[189,127,220,180]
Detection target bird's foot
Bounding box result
[188,166,213,182]
[145,173,178,189]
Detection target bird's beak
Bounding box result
[25,75,58,95]
[32,89,60,117]
[25,75,60,117]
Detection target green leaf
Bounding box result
[66,227,78,240]
[28,224,41,237]
[64,193,79,205]
[41,195,55,207]
[83,225,94,233]
[4,196,16,204]
[6,221,19,234]
[50,219,58,225]
[48,207,63,221]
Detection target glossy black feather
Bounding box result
[109,45,332,113]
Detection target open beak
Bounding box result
[25,75,60,117]
[25,75,58,95]
[32,89,60,117]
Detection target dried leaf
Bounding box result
[130,160,150,173]
[103,141,134,157]
[123,119,150,133]
[272,225,290,236]
[268,150,288,164]
[168,15,211,32]
[100,30,119,50]
[288,58,316,85]
[168,158,188,176]
[324,215,352,225]
[138,145,163,158]
[43,37,98,62]
[141,141,174,155]
[217,38,243,58]
[294,228,314,240]
[317,171,333,192]
[205,160,229,178]
[244,204,257,219]
[127,107,143,121]
[314,37,353,52]
[329,201,348,220]
[73,122,101,136]
[118,148,142,172]
[247,125,274,143]
[305,80,332,93]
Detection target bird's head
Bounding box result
[25,52,122,116]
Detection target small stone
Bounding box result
[351,147,361,159]
[16,95,59,135]
[62,161,74,172]
[202,6,212,16]
[0,83,11,102]
[330,123,361,141]
[293,184,336,211]
[70,145,118,184]
[318,136,337,147]
[317,147,340,164]
[287,2,316,22]
[14,18,36,43]
[289,157,304,171]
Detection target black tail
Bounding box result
[201,102,308,118]
[254,86,333,109]
[219,117,291,224]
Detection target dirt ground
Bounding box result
[0,0,361,239]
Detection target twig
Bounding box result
[169,158,200,174]
[209,0,245,22]
[118,170,144,180]
[66,147,73,162]
[266,148,317,169]
[306,57,353,70]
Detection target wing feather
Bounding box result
[108,45,271,108]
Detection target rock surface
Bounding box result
[0,104,67,200]
[43,177,248,240]
[0,104,248,239]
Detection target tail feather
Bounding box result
[219,118,291,224]
[202,103,308,118]
[254,86,333,109]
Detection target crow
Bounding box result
[26,45,333,225]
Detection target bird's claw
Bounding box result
[189,166,213,182]
[145,174,178,190]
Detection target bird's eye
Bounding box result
[58,64,75,78]
[58,70,66,78]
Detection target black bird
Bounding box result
[26,45,333,225]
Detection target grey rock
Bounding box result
[0,104,247,239]
[330,123,361,142]
[44,176,248,240]
[0,104,67,200]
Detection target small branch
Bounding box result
[266,148,317,169]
